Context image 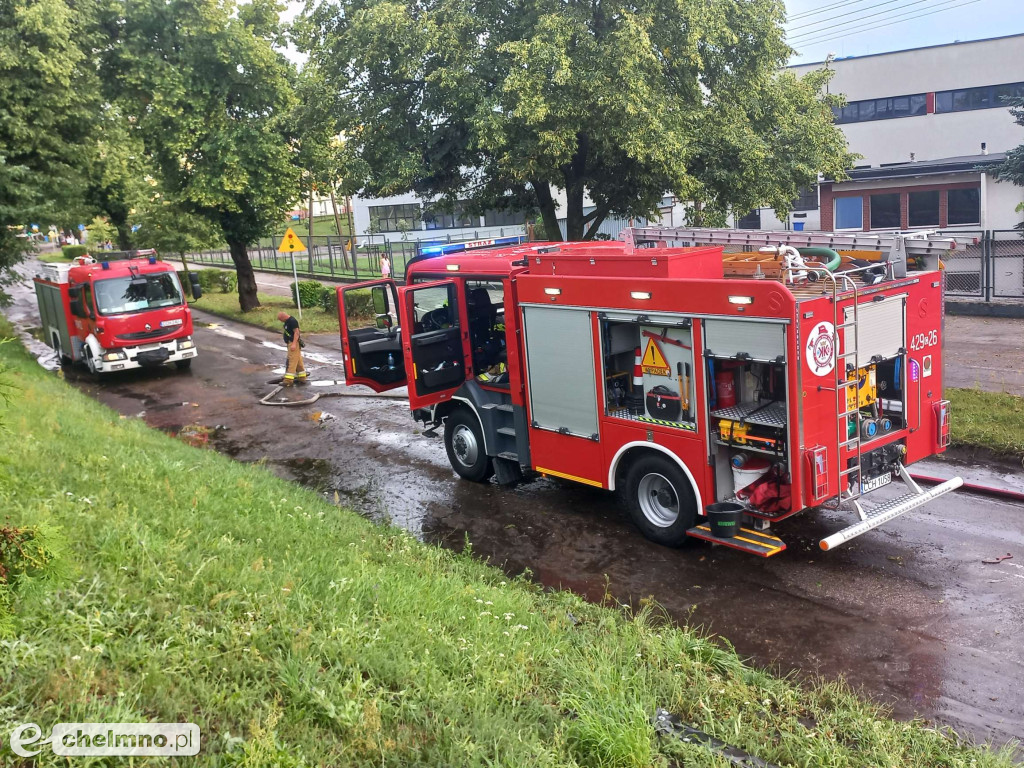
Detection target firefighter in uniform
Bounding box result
[277,311,308,385]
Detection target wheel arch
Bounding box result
[608,442,704,511]
[448,395,491,455]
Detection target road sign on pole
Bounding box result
[278,228,308,319]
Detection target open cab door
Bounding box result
[337,280,406,392]
[397,280,471,410]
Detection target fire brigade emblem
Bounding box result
[805,321,836,377]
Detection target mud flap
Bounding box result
[493,455,523,485]
[820,467,963,551]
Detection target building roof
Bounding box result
[827,152,1007,183]
[790,32,1024,69]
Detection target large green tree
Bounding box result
[113,0,299,310]
[0,0,102,290]
[299,0,853,240]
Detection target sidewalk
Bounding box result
[943,315,1024,394]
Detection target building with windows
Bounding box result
[350,191,530,245]
[749,33,1024,233]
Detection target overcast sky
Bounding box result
[785,0,1024,65]
[282,1,1024,69]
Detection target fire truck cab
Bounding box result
[337,229,962,556]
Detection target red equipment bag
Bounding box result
[736,467,792,515]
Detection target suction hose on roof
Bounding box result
[797,247,842,272]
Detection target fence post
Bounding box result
[984,230,991,303]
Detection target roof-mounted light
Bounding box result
[544,288,561,296]
[630,291,651,300]
[728,296,753,305]
[446,264,460,271]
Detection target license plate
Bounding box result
[160,319,183,327]
[862,472,892,493]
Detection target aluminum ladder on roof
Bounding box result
[618,227,959,277]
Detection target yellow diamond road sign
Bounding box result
[278,227,307,253]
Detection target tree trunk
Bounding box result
[115,223,132,251]
[227,237,260,311]
[329,188,351,268]
[561,133,590,240]
[532,181,562,241]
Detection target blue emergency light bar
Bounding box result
[417,235,527,257]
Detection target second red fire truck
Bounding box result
[34,250,202,375]
[337,228,963,556]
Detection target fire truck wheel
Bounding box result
[624,455,697,547]
[84,348,100,379]
[175,359,192,370]
[444,409,494,482]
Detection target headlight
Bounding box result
[102,350,127,361]
[177,337,195,350]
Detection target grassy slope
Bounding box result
[948,387,1024,459]
[192,292,341,335]
[0,326,1015,767]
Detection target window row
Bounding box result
[834,187,979,231]
[368,203,528,233]
[831,94,927,124]
[935,81,1024,113]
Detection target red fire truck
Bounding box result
[33,250,202,375]
[337,228,963,555]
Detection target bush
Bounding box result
[291,279,326,310]
[195,268,236,294]
[61,244,89,260]
[0,524,65,636]
[318,285,340,315]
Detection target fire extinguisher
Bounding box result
[715,367,737,408]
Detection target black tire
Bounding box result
[52,334,71,366]
[444,408,494,482]
[623,454,698,547]
[84,348,101,380]
[175,359,193,370]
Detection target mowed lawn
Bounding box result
[0,323,1015,767]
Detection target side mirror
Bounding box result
[188,272,202,300]
[375,314,393,331]
[371,285,389,315]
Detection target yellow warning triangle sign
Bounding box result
[278,227,307,253]
[641,337,671,375]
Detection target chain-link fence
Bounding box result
[990,229,1024,300]
[937,229,985,298]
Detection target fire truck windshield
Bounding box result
[94,272,184,316]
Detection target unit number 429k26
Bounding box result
[910,330,937,351]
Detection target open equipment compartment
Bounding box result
[702,318,792,510]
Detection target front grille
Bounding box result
[116,329,173,341]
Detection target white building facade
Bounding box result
[750,33,1024,233]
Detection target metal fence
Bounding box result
[939,229,1024,301]
[182,225,1024,301]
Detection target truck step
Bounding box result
[497,427,516,436]
[686,525,786,557]
[482,403,515,412]
[819,475,963,551]
[497,451,519,461]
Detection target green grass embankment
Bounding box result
[0,323,1015,766]
[948,387,1024,459]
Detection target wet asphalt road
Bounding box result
[6,262,1024,751]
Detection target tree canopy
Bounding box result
[0,0,103,292]
[299,0,854,239]
[112,0,300,309]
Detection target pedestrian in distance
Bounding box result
[277,311,308,385]
[380,254,391,279]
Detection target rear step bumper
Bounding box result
[820,475,963,551]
